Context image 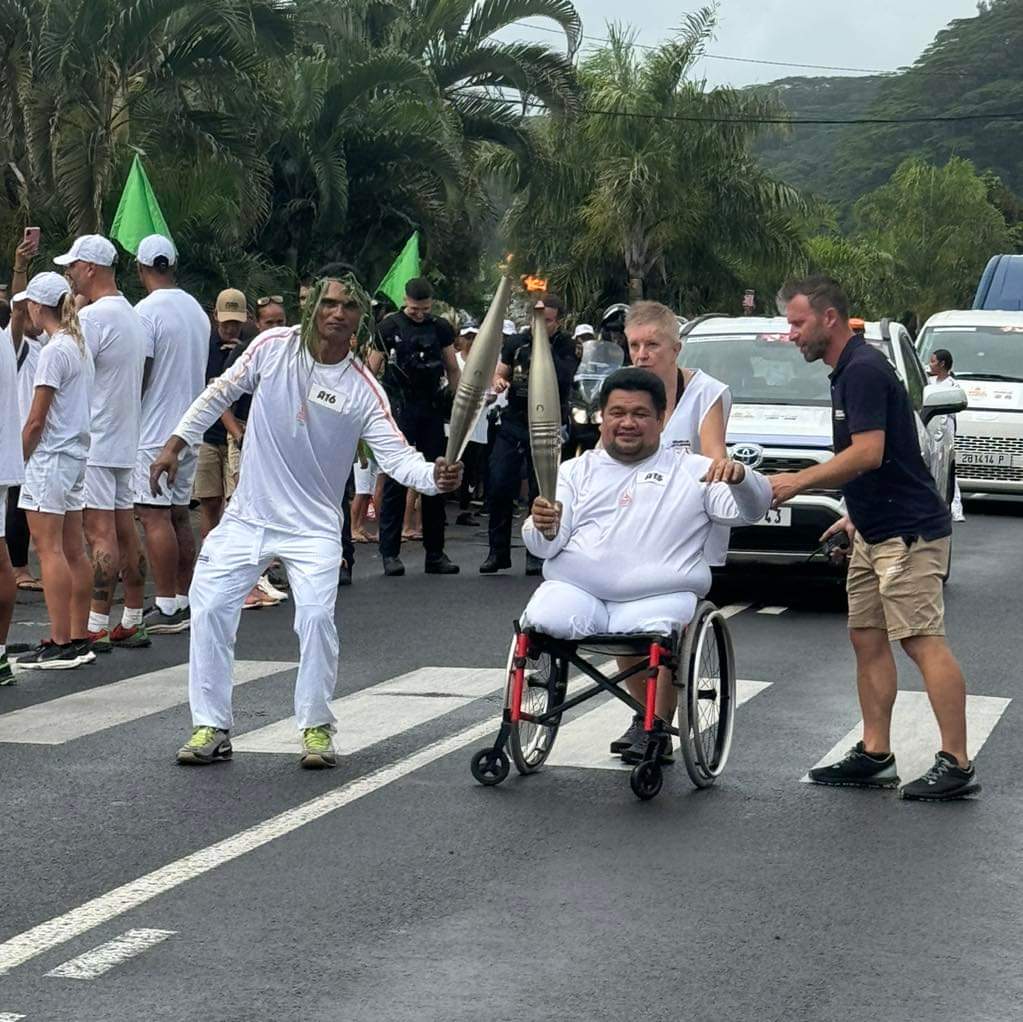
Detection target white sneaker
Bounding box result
[256,574,288,603]
[952,509,966,523]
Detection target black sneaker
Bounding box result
[899,752,981,801]
[16,640,82,671]
[143,605,191,635]
[525,553,543,577]
[610,715,644,755]
[338,560,353,587]
[382,556,405,577]
[0,654,16,686]
[807,741,899,788]
[479,552,512,574]
[621,732,674,765]
[71,638,96,665]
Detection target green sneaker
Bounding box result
[300,726,337,769]
[0,655,15,686]
[110,623,151,648]
[177,726,232,765]
[87,629,113,654]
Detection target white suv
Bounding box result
[678,316,965,571]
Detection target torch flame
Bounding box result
[522,274,548,294]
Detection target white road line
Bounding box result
[45,928,175,980]
[0,1012,26,1020]
[803,692,1011,783]
[233,667,505,754]
[756,606,787,616]
[0,715,500,977]
[718,603,752,619]
[0,661,297,746]
[547,679,772,771]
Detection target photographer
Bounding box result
[375,277,461,576]
[771,276,977,802]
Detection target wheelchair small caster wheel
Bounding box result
[630,761,663,801]
[471,747,510,786]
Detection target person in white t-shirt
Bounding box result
[150,277,463,770]
[129,235,210,636]
[13,273,95,671]
[55,235,148,652]
[927,348,966,523]
[522,368,771,763]
[0,287,24,686]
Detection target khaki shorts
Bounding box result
[846,533,950,641]
[193,442,237,501]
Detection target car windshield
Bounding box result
[679,333,832,406]
[918,325,1023,382]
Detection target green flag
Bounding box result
[110,155,172,255]
[376,231,421,308]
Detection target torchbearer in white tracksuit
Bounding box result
[150,277,463,769]
[521,367,772,764]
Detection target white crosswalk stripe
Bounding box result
[804,692,1011,783]
[232,666,506,755]
[0,661,297,746]
[0,1012,26,1020]
[718,603,753,618]
[547,679,772,771]
[45,929,175,980]
[756,606,788,615]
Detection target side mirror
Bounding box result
[921,382,968,424]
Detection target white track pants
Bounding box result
[188,516,342,731]
[521,581,696,640]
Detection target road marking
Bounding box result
[46,928,175,980]
[0,661,297,746]
[0,1013,26,1020]
[718,603,752,619]
[756,606,787,615]
[547,679,772,771]
[233,667,505,754]
[803,692,1011,783]
[0,715,500,976]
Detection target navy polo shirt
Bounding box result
[829,335,951,544]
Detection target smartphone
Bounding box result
[23,226,41,255]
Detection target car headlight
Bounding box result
[572,407,587,424]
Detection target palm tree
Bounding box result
[500,9,810,312]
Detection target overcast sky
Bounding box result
[509,0,981,88]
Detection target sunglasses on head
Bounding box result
[256,295,284,307]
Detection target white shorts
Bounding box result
[84,465,135,511]
[135,445,198,507]
[521,580,697,640]
[19,452,87,515]
[0,486,6,537]
[354,457,379,495]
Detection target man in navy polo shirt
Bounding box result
[769,275,977,801]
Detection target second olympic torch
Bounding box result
[527,300,562,501]
[444,274,513,463]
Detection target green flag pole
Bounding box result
[376,231,421,308]
[110,154,173,256]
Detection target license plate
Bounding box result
[958,452,1023,468]
[754,508,791,527]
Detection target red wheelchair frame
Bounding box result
[470,600,736,800]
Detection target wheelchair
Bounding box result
[470,600,736,801]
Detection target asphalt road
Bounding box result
[1,498,1021,1022]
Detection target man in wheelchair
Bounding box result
[520,367,772,763]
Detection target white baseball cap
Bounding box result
[53,234,117,267]
[573,323,595,339]
[502,318,517,336]
[137,234,176,267]
[459,323,479,336]
[12,271,71,307]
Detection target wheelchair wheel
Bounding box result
[505,635,567,774]
[677,602,736,788]
[471,747,510,786]
[630,761,663,801]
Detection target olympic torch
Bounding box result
[527,299,562,501]
[444,273,513,463]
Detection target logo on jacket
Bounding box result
[731,443,764,469]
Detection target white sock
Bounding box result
[176,594,189,612]
[121,606,144,629]
[156,596,177,616]
[88,612,110,633]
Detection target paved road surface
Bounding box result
[1,500,1020,1021]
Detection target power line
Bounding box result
[457,89,1023,126]
[514,19,964,78]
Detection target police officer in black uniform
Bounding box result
[376,277,461,576]
[481,292,579,575]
